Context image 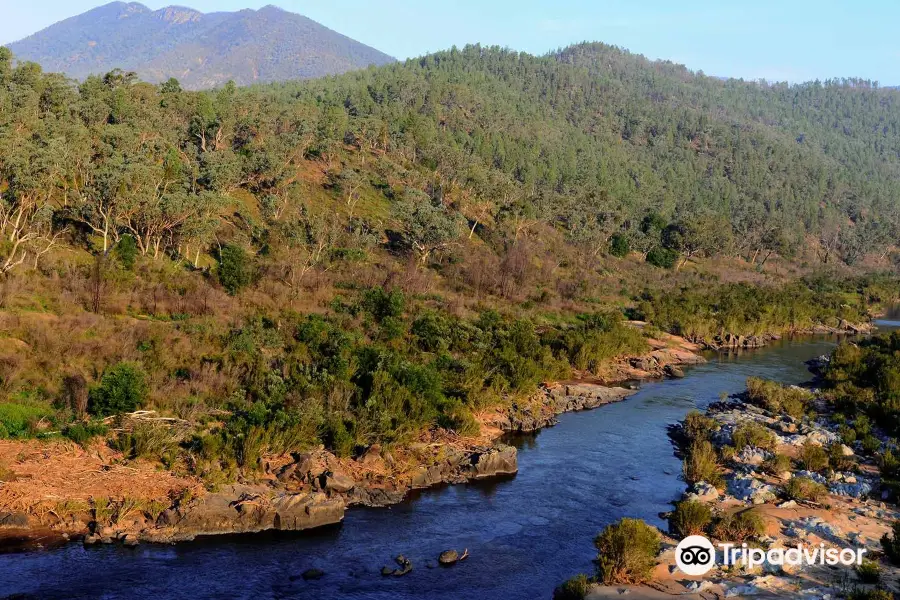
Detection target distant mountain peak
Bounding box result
[6,3,395,89]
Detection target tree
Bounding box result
[88,362,148,417]
[217,244,253,295]
[392,188,464,264]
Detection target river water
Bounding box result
[0,333,871,600]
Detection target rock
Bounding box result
[664,365,685,378]
[778,500,798,509]
[83,533,101,546]
[122,534,139,547]
[301,568,325,581]
[469,445,517,478]
[0,511,29,528]
[840,444,855,457]
[685,481,719,502]
[323,472,355,494]
[728,474,777,504]
[381,566,395,576]
[439,549,460,565]
[734,446,770,466]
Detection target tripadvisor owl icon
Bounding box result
[675,535,716,576]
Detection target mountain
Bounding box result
[5,2,395,89]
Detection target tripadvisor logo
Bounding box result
[675,535,867,577]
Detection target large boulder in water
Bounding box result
[439,550,459,565]
[469,445,517,478]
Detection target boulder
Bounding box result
[324,472,355,494]
[664,365,685,378]
[840,444,855,457]
[122,534,139,547]
[301,568,325,581]
[469,445,517,478]
[439,550,459,565]
[381,566,395,576]
[83,533,101,546]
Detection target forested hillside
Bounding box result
[0,42,898,465]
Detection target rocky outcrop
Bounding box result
[144,485,345,542]
[495,383,636,432]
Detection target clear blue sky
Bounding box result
[3,0,899,84]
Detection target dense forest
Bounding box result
[1,42,899,472]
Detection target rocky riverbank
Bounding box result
[588,378,900,598]
[0,331,708,550]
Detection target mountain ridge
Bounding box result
[6,2,395,89]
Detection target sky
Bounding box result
[2,0,899,84]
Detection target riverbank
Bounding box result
[0,330,709,550]
[588,373,900,598]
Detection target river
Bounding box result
[0,332,876,600]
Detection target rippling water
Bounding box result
[0,333,870,600]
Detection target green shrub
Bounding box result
[113,422,180,461]
[799,440,829,472]
[783,476,828,502]
[861,435,882,454]
[881,521,900,565]
[761,453,792,476]
[115,235,138,270]
[847,590,894,600]
[553,574,592,600]
[62,421,108,445]
[683,440,723,488]
[669,499,712,537]
[217,244,252,295]
[0,402,52,439]
[745,377,811,418]
[731,421,777,451]
[829,443,855,472]
[594,518,660,585]
[856,559,882,584]
[712,509,766,542]
[609,234,630,258]
[88,362,149,417]
[840,425,858,444]
[646,247,677,269]
[682,410,719,442]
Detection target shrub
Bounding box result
[799,440,829,472]
[113,422,180,461]
[711,509,766,542]
[646,246,677,269]
[829,443,855,472]
[217,244,252,295]
[761,453,792,476]
[0,402,52,439]
[553,574,592,600]
[745,377,811,418]
[784,476,828,502]
[840,425,858,444]
[62,421,108,445]
[731,421,777,451]
[669,499,712,537]
[88,362,149,417]
[881,521,900,565]
[594,518,660,585]
[609,234,630,258]
[856,559,882,584]
[682,410,719,442]
[861,435,882,454]
[115,235,138,270]
[847,590,894,600]
[683,440,723,488]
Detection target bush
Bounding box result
[62,421,108,445]
[553,574,592,600]
[609,234,630,258]
[682,410,719,442]
[683,440,723,488]
[115,235,138,270]
[847,590,894,600]
[761,453,792,476]
[881,521,900,565]
[829,443,855,472]
[799,441,829,472]
[113,422,180,461]
[669,499,712,537]
[217,244,252,295]
[745,377,811,418]
[88,362,149,417]
[856,559,882,584]
[861,435,882,454]
[594,518,660,585]
[783,476,828,502]
[646,246,678,269]
[0,402,52,439]
[731,421,777,451]
[712,509,766,542]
